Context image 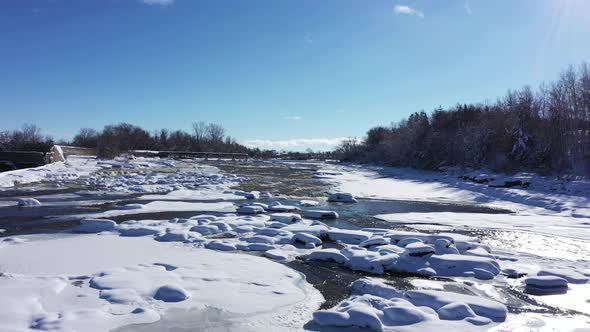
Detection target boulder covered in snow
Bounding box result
[327,192,357,203]
[237,205,265,214]
[17,198,42,207]
[524,276,569,295]
[303,210,339,219]
[153,284,190,302]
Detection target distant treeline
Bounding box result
[337,63,590,175]
[0,124,54,153]
[0,122,252,158]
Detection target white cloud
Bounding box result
[141,0,174,6]
[394,4,424,18]
[242,138,348,152]
[464,1,473,15]
[283,116,302,121]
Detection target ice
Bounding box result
[328,192,357,203]
[17,198,42,207]
[72,218,117,233]
[303,210,339,219]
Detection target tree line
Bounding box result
[0,122,250,158]
[336,62,590,175]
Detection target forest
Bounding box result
[337,63,590,175]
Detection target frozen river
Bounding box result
[0,157,589,331]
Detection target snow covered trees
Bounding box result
[339,62,590,174]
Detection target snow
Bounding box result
[0,233,323,331]
[312,277,507,331]
[0,156,99,188]
[319,163,590,218]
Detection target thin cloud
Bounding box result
[141,0,174,6]
[283,116,302,121]
[394,4,424,18]
[242,138,348,151]
[464,1,473,15]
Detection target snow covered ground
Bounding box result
[1,158,590,331]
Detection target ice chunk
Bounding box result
[73,219,117,233]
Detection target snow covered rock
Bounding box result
[237,205,265,214]
[73,219,117,233]
[351,278,401,299]
[303,210,339,219]
[292,232,322,248]
[524,276,569,295]
[17,198,42,207]
[300,199,319,207]
[328,229,372,244]
[404,289,508,322]
[205,240,236,251]
[153,284,190,302]
[537,269,589,284]
[307,248,349,264]
[270,213,302,224]
[266,201,299,212]
[327,192,357,203]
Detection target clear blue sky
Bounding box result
[1,0,589,151]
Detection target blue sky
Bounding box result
[1,0,589,151]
